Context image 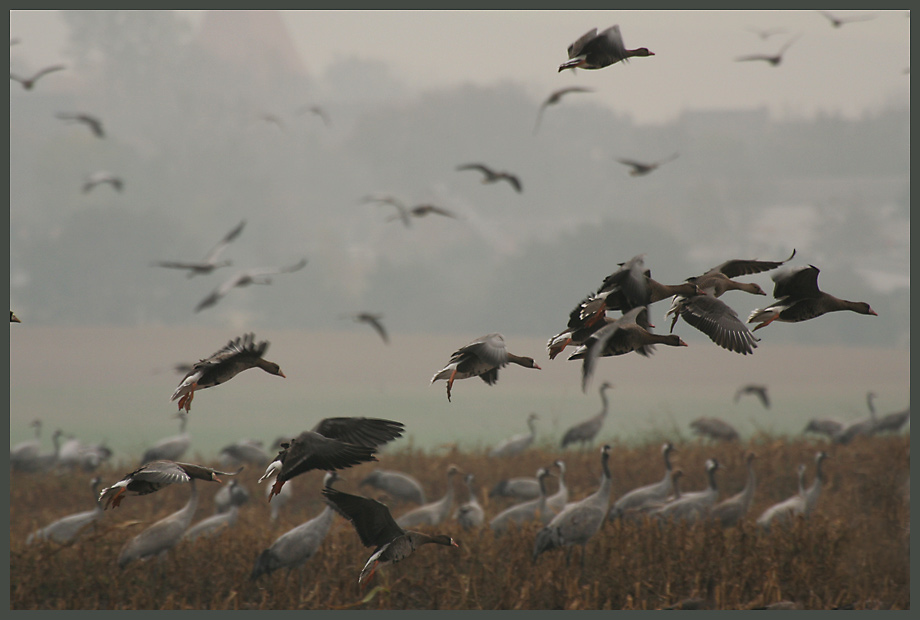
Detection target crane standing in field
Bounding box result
[395,464,462,529]
[561,382,613,449]
[608,442,677,521]
[490,412,539,458]
[26,477,104,545]
[117,480,199,570]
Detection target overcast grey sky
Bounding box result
[10,9,911,124]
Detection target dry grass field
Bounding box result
[9,434,909,610]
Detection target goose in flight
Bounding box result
[260,417,405,500]
[322,486,460,586]
[152,219,245,277]
[734,384,770,409]
[56,112,105,138]
[170,333,285,412]
[735,35,801,67]
[748,264,877,331]
[194,257,307,313]
[456,163,522,193]
[817,10,877,28]
[82,170,123,194]
[533,86,593,134]
[616,153,679,176]
[341,312,389,344]
[296,104,331,126]
[10,64,66,90]
[98,460,240,509]
[559,25,654,72]
[431,333,541,402]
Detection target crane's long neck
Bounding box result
[599,386,611,418]
[740,458,756,507]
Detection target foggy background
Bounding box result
[9,10,910,460]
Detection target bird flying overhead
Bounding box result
[56,112,105,138]
[534,86,593,134]
[616,153,679,176]
[559,25,654,72]
[456,163,522,193]
[735,35,801,66]
[194,257,307,313]
[10,64,65,90]
[342,312,389,344]
[82,171,123,194]
[152,219,245,277]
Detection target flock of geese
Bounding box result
[10,12,904,602]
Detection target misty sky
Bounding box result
[10,9,911,124]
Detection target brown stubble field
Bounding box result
[9,434,909,610]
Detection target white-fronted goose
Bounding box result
[170,333,285,412]
[489,412,539,458]
[10,64,65,90]
[431,333,540,402]
[26,477,104,545]
[734,384,770,409]
[561,382,613,449]
[251,473,340,580]
[395,464,462,529]
[533,445,613,568]
[152,219,245,277]
[342,312,389,344]
[360,469,427,505]
[117,480,198,569]
[533,86,593,134]
[322,486,460,586]
[260,417,404,501]
[194,257,307,313]
[99,460,240,510]
[559,25,654,72]
[747,264,877,332]
[570,306,688,392]
[55,112,105,138]
[616,153,679,176]
[709,452,757,527]
[456,163,522,193]
[608,442,677,520]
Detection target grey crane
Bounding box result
[490,467,554,534]
[690,417,740,442]
[183,505,240,542]
[561,382,613,449]
[26,477,104,545]
[650,458,721,523]
[608,441,677,520]
[141,412,190,464]
[455,473,485,530]
[709,452,757,527]
[803,417,845,439]
[490,412,539,458]
[545,460,569,519]
[151,219,245,278]
[56,433,112,472]
[360,469,427,505]
[251,472,341,581]
[488,475,541,502]
[11,419,43,472]
[322,486,460,586]
[803,452,828,516]
[533,445,613,568]
[26,428,64,473]
[833,412,878,445]
[117,480,198,569]
[756,464,808,529]
[624,469,685,520]
[218,439,271,469]
[395,464,462,529]
[213,478,250,515]
[867,392,910,435]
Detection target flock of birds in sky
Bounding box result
[10,11,904,592]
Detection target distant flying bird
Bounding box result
[734,384,770,409]
[194,257,307,313]
[259,417,405,500]
[559,25,654,72]
[11,310,20,323]
[533,86,593,134]
[259,112,285,129]
[456,163,522,193]
[430,333,541,402]
[746,26,787,40]
[152,219,245,277]
[82,170,123,194]
[364,195,458,227]
[817,10,877,28]
[322,486,460,586]
[10,64,65,90]
[56,112,105,138]
[170,333,286,412]
[98,460,240,509]
[735,35,801,66]
[616,153,679,176]
[342,312,389,344]
[296,104,331,126]
[747,264,877,332]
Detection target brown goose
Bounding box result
[747,264,877,331]
[559,25,654,72]
[735,35,801,67]
[99,460,240,509]
[194,257,307,313]
[533,86,593,134]
[322,486,459,586]
[616,153,679,176]
[456,163,522,193]
[170,333,285,412]
[569,306,688,392]
[734,384,770,409]
[341,312,389,344]
[260,417,405,500]
[10,64,65,90]
[430,333,540,402]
